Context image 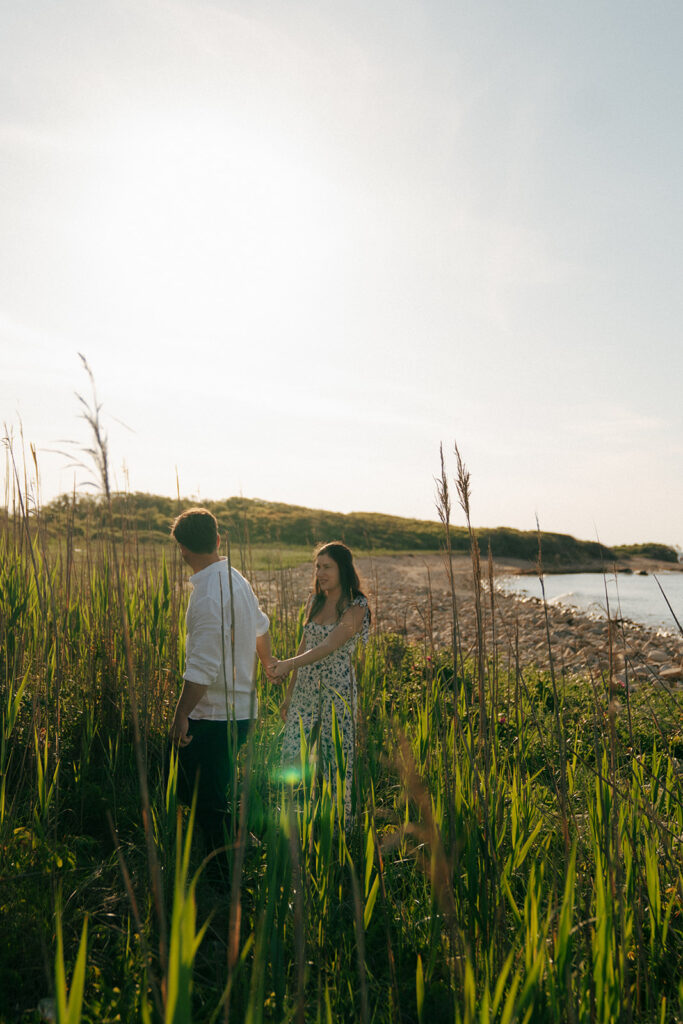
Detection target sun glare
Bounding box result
[77,112,342,347]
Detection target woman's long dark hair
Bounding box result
[306,541,369,624]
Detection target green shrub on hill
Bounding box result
[612,542,679,562]
[34,492,629,567]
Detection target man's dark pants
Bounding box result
[176,718,251,870]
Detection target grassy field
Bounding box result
[1,484,682,1024]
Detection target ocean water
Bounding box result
[498,570,683,634]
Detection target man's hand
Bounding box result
[170,680,204,746]
[170,710,193,747]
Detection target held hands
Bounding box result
[263,656,295,721]
[262,658,294,681]
[267,657,294,720]
[270,659,294,681]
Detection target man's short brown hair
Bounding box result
[170,507,219,554]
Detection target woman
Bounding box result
[272,542,370,824]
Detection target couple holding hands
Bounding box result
[168,507,369,862]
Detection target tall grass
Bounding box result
[0,436,681,1022]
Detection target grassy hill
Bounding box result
[33,492,679,568]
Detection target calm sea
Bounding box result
[499,571,683,634]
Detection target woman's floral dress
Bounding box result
[280,596,369,820]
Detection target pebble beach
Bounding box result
[256,553,683,691]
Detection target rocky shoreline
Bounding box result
[255,553,683,691]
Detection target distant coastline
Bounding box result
[512,556,683,577]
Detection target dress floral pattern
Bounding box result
[280,596,369,820]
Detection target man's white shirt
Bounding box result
[183,559,269,721]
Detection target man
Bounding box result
[169,507,274,868]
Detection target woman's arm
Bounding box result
[272,602,366,680]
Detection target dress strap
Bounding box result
[351,594,370,645]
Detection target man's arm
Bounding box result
[169,680,206,747]
[256,632,277,677]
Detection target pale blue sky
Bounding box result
[1,1,681,546]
